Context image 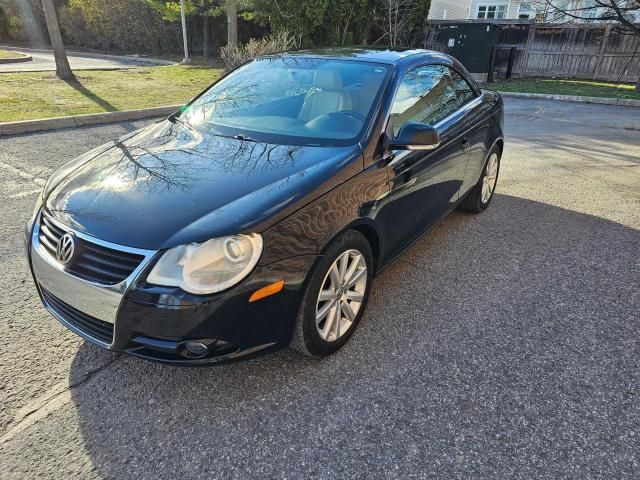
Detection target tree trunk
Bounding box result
[341,6,353,46]
[202,0,210,57]
[227,0,237,48]
[42,0,74,80]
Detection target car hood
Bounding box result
[44,120,362,249]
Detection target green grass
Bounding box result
[488,78,640,100]
[0,64,223,122]
[0,49,28,59]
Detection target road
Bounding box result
[0,99,639,479]
[0,46,170,73]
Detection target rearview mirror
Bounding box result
[391,122,441,151]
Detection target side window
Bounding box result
[449,69,476,107]
[389,65,476,136]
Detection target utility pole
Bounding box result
[180,0,190,63]
[227,0,237,48]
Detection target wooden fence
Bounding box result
[492,23,640,83]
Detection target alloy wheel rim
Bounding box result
[315,249,367,342]
[481,153,499,203]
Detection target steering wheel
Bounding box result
[338,110,366,122]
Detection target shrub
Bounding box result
[219,31,298,71]
[60,0,182,54]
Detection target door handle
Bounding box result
[461,138,471,151]
[386,150,411,169]
[381,151,395,164]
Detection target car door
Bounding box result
[379,64,475,259]
[445,72,493,198]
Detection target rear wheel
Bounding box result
[290,230,373,357]
[459,146,501,213]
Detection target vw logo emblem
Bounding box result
[56,233,76,264]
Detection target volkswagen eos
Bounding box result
[26,48,504,364]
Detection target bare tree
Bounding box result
[383,0,403,46]
[377,0,427,47]
[544,0,640,91]
[42,0,74,80]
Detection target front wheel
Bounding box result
[290,230,373,357]
[459,146,501,213]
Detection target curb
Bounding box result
[0,45,174,66]
[0,105,181,137]
[0,55,32,64]
[499,91,640,108]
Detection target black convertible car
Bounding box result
[26,48,504,364]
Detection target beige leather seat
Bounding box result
[298,70,352,122]
[350,72,383,117]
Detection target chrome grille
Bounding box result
[39,211,145,285]
[41,287,114,344]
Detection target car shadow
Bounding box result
[68,193,640,478]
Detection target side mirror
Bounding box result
[390,122,441,151]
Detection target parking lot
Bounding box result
[1,98,639,478]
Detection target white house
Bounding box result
[428,0,640,22]
[428,0,537,20]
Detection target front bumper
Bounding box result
[26,214,317,365]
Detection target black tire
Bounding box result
[459,145,502,213]
[290,230,373,357]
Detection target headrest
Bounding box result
[362,72,382,90]
[313,70,342,90]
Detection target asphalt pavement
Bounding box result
[0,46,171,73]
[0,99,639,479]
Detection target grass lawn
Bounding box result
[0,64,223,122]
[488,78,640,100]
[0,49,28,59]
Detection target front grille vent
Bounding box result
[39,211,144,285]
[41,288,114,344]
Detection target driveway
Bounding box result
[0,46,171,73]
[0,99,639,479]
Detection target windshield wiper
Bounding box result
[168,113,194,131]
[233,133,258,142]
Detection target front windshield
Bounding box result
[180,57,390,146]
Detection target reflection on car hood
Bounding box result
[44,120,362,249]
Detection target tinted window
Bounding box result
[180,57,390,146]
[390,65,476,135]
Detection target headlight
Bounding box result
[31,191,44,222]
[147,234,263,295]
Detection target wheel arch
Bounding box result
[484,136,504,169]
[316,218,383,275]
